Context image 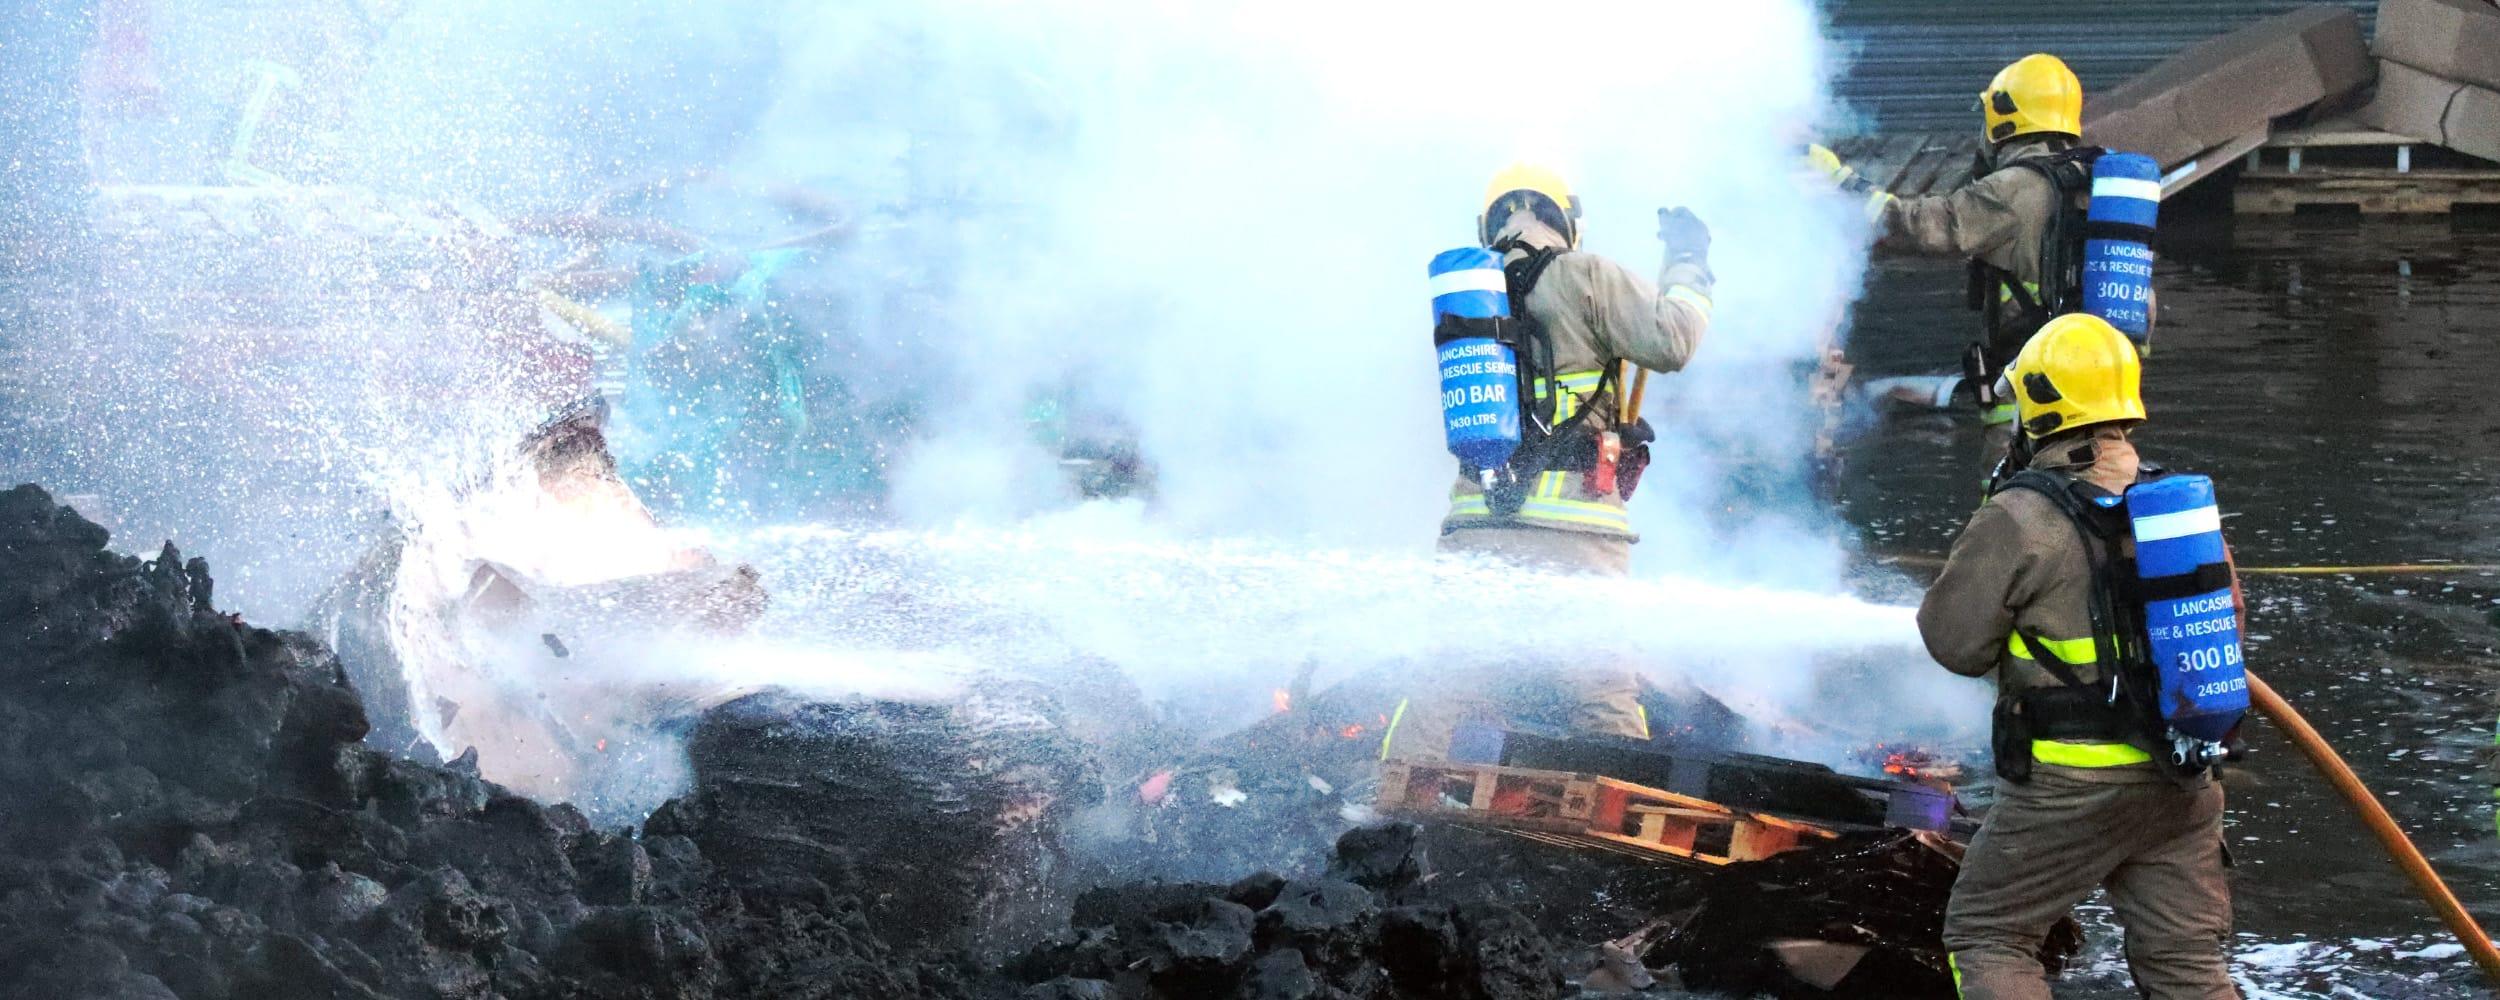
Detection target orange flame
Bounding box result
[1272,688,1292,714]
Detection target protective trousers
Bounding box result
[1944,768,2237,1000]
[1381,526,1647,761]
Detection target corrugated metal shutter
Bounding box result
[1824,1,2378,132]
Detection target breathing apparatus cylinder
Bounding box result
[1430,247,1522,480]
[2081,152,2160,343]
[2127,474,2248,748]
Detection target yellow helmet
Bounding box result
[1479,162,1581,248]
[2011,313,2145,439]
[1980,54,2083,145]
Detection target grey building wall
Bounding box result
[1825,0,2377,132]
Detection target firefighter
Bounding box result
[1916,314,2237,1000]
[1813,53,2098,427]
[1380,163,1715,761]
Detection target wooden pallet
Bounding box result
[2234,168,2500,213]
[2234,124,2500,214]
[1377,760,1837,867]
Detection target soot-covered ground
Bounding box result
[4,483,1760,1000]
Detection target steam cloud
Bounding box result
[11,0,1990,804]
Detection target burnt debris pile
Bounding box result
[1007,822,1572,1000]
[0,484,998,999]
[0,481,2003,999]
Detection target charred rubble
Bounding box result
[1007,823,1571,1000]
[0,484,996,999]
[0,482,2010,999]
[0,485,1578,1000]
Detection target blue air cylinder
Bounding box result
[2082,152,2160,342]
[2128,474,2248,743]
[1430,247,1520,475]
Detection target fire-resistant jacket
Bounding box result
[1881,136,2092,389]
[1439,214,1714,539]
[1880,136,2071,299]
[1917,427,2169,779]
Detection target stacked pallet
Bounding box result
[2235,0,2500,213]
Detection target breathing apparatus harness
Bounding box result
[1452,239,1653,517]
[1964,144,2105,389]
[1987,444,2239,785]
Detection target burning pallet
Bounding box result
[1377,759,1838,867]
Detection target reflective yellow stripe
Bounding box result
[1634,703,1650,740]
[1949,953,1965,998]
[1533,369,1606,423]
[1865,190,1898,223]
[1514,495,1630,532]
[2030,739,2151,767]
[2006,632,2098,665]
[1380,698,1409,760]
[1447,488,1632,533]
[1666,284,1712,320]
[1981,402,2016,426]
[1535,471,1567,499]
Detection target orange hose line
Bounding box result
[2245,671,2500,986]
[1873,553,2500,576]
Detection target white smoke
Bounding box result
[673,0,1969,735]
[723,0,1864,550]
[18,0,1993,802]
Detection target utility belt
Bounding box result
[1993,684,2145,782]
[1524,416,1656,487]
[1991,626,2151,782]
[1476,370,1657,517]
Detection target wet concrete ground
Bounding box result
[1837,217,2500,997]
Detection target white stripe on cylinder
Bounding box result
[1430,268,1509,297]
[2133,505,2221,543]
[2091,177,2163,203]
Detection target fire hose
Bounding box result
[1878,552,2500,576]
[2245,671,2500,985]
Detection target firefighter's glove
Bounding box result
[1802,144,1855,188]
[1656,207,1711,266]
[1803,144,1895,221]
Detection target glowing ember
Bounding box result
[1854,742,1965,789]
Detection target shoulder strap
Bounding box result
[1993,470,2126,691]
[2031,147,2102,316]
[1997,146,2103,190]
[1491,243,1566,432]
[1496,243,1564,309]
[1966,158,2068,342]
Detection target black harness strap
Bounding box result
[1971,146,2103,361]
[1489,242,1617,450]
[1468,242,1621,516]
